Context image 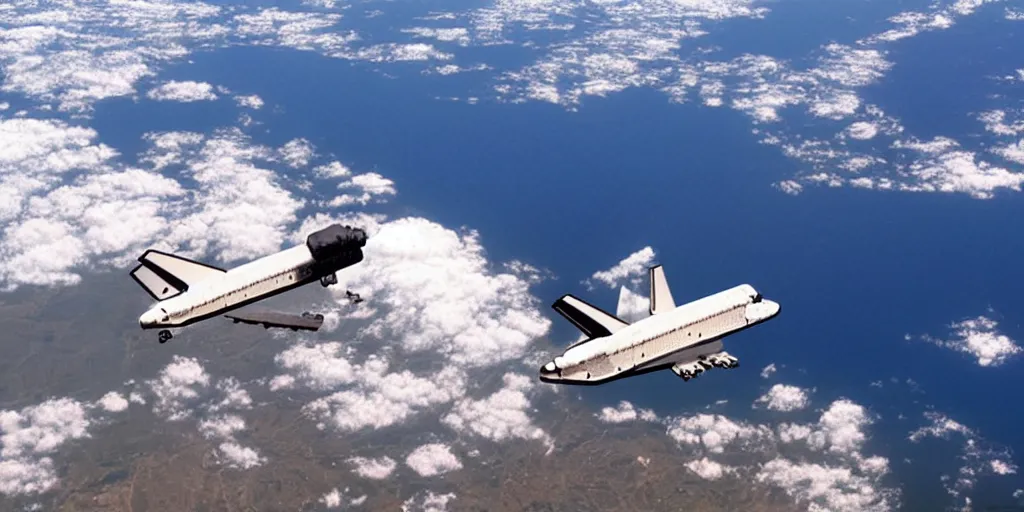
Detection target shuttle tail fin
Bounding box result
[649,265,676,315]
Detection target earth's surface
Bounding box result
[1,0,1024,510]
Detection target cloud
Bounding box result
[207,377,253,413]
[267,374,295,391]
[402,27,471,46]
[760,363,777,378]
[146,80,218,102]
[909,411,1018,505]
[218,442,265,470]
[894,142,1024,199]
[441,373,552,448]
[302,357,466,432]
[187,376,262,470]
[0,0,225,112]
[0,0,1015,206]
[327,217,552,368]
[0,117,120,225]
[991,459,1017,475]
[758,400,895,511]
[615,285,649,323]
[754,384,810,412]
[314,161,352,179]
[979,110,1024,136]
[348,456,397,479]
[402,491,456,512]
[811,44,892,88]
[273,342,358,391]
[96,392,129,413]
[915,314,1021,367]
[1,0,1016,295]
[405,443,462,477]
[329,172,397,207]
[0,391,131,496]
[993,140,1024,165]
[198,414,246,440]
[231,8,356,58]
[664,397,897,510]
[279,138,315,168]
[667,414,771,454]
[234,94,264,109]
[261,190,553,454]
[147,355,211,421]
[686,457,735,480]
[586,246,655,289]
[846,121,879,140]
[807,399,872,455]
[501,260,552,285]
[320,487,367,509]
[0,124,315,290]
[756,458,894,512]
[596,400,658,423]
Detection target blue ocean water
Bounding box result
[700,0,935,62]
[872,9,1024,141]
[86,10,1024,505]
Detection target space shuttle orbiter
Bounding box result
[540,265,780,384]
[130,224,367,343]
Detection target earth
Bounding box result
[1,0,1024,511]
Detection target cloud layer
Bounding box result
[913,313,1021,367]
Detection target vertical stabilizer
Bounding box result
[649,265,676,315]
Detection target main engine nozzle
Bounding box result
[306,224,369,262]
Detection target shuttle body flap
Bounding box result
[649,265,676,315]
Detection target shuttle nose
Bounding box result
[539,361,560,381]
[139,308,162,329]
[744,299,781,323]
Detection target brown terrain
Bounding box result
[0,272,800,512]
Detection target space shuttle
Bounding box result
[540,265,780,384]
[130,224,367,343]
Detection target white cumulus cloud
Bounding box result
[754,384,810,412]
[146,80,218,102]
[96,392,129,413]
[587,246,656,289]
[596,401,658,423]
[234,94,264,109]
[441,373,552,448]
[686,457,734,480]
[147,355,210,421]
[405,443,462,477]
[916,314,1021,367]
[349,456,397,479]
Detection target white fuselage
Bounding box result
[547,284,780,383]
[139,245,323,329]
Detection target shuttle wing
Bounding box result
[130,264,184,300]
[224,308,324,332]
[649,265,676,315]
[130,250,226,299]
[141,250,224,285]
[552,294,629,341]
